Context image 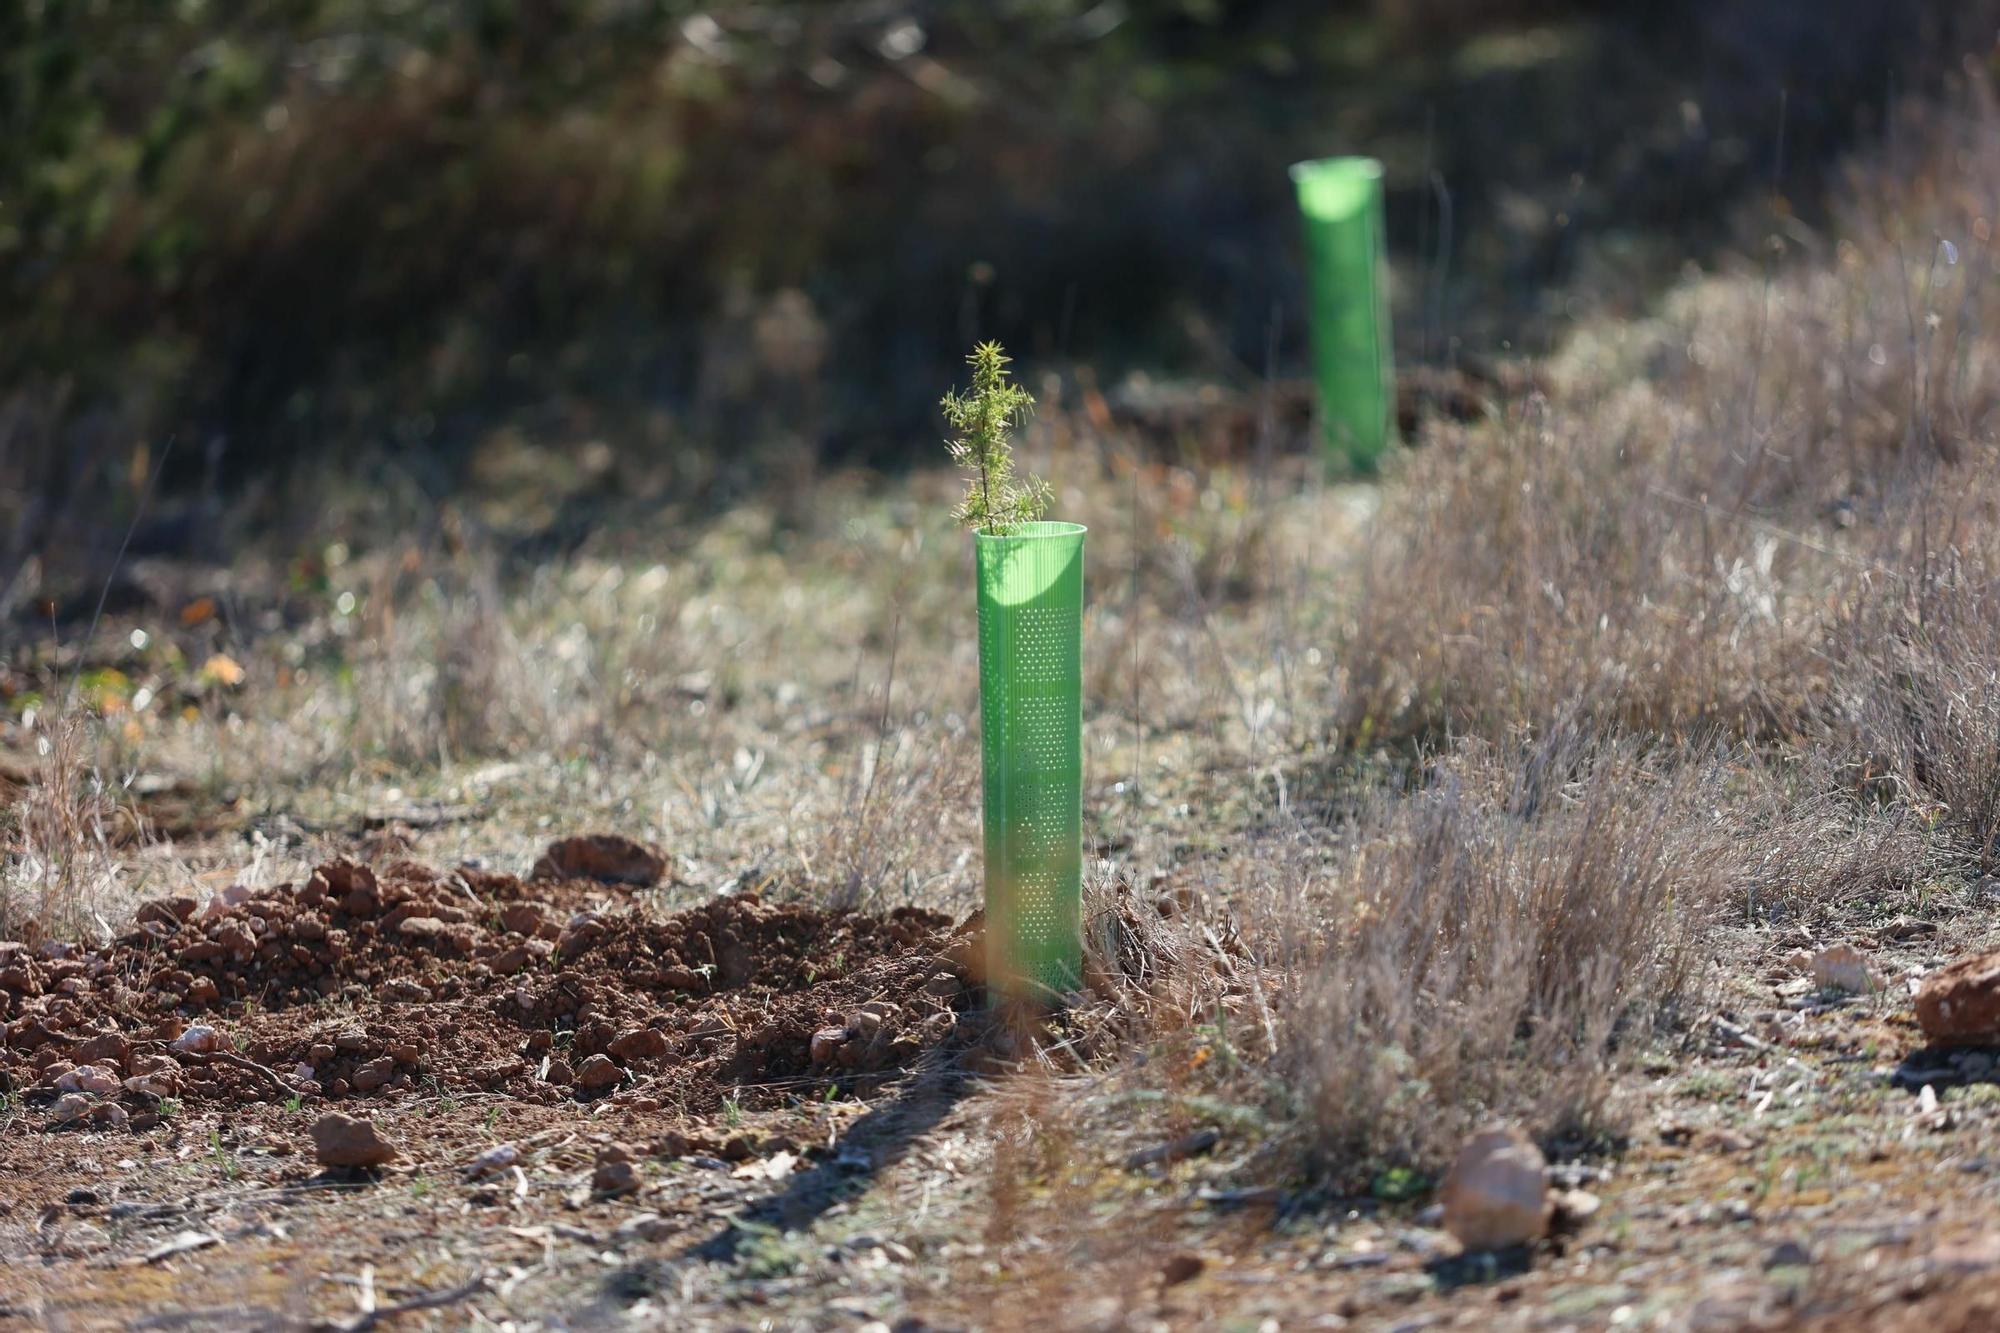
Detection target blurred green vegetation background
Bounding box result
[0,0,1979,594]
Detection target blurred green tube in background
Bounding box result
[975,521,1085,1005]
[1292,156,1394,471]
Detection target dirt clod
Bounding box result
[1917,951,2000,1046]
[0,856,971,1131]
[592,1146,641,1196]
[311,1112,399,1168]
[576,1053,622,1091]
[533,834,667,887]
[608,1027,669,1061]
[1440,1124,1551,1252]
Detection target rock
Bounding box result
[810,1026,850,1064]
[1439,1125,1552,1252]
[136,897,198,929]
[72,1032,130,1067]
[592,1148,641,1196]
[500,903,548,936]
[463,1144,519,1179]
[532,834,667,888]
[124,1071,182,1098]
[89,1102,129,1129]
[1810,944,1878,995]
[351,1056,396,1092]
[1917,951,2000,1046]
[200,884,254,919]
[54,1065,120,1095]
[576,1054,622,1091]
[543,1058,574,1086]
[1160,1252,1206,1286]
[397,916,447,938]
[311,1113,399,1168]
[171,1024,225,1054]
[185,977,220,1005]
[608,1028,670,1062]
[381,979,433,1003]
[50,1092,95,1124]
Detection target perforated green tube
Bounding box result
[1292,156,1394,471]
[975,521,1085,1005]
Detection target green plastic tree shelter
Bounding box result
[975,520,1086,1004]
[1292,155,1395,470]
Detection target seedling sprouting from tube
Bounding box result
[943,342,1084,1006]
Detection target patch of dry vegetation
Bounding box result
[0,710,129,943]
[1339,82,2000,753]
[1249,77,2000,1176]
[10,76,2000,1204]
[1275,730,1730,1175]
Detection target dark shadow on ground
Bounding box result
[1892,1045,2000,1091]
[684,1060,974,1265]
[1425,1244,1536,1290]
[574,1055,978,1322]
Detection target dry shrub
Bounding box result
[1276,729,1730,1175]
[804,712,980,913]
[337,541,691,771]
[1338,76,2000,754]
[1835,538,2000,877]
[1705,743,1930,927]
[1336,392,1836,748]
[1,710,129,942]
[1066,865,1258,1060]
[347,572,558,767]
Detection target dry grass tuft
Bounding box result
[1271,729,1730,1176]
[1835,542,2000,877]
[1,708,130,943]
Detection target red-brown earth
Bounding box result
[0,857,977,1133]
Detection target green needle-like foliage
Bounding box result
[943,341,1051,534]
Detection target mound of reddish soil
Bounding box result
[0,857,976,1131]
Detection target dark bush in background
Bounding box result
[0,0,1985,587]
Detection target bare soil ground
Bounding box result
[5,855,2000,1332]
[12,81,2000,1333]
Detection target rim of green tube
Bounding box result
[973,520,1087,543]
[1290,156,1383,222]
